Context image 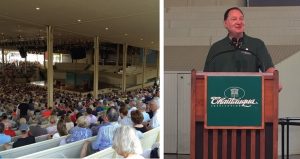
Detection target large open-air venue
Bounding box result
[0,0,160,158]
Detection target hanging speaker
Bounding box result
[19,47,27,58]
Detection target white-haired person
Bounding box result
[138,103,150,123]
[147,98,161,129]
[112,125,144,159]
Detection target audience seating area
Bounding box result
[83,147,117,159]
[17,136,97,159]
[0,134,49,152]
[0,128,160,159]
[0,135,67,158]
[0,79,160,159]
[84,127,160,159]
[141,127,160,150]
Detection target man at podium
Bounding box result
[203,7,275,73]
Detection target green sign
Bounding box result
[206,76,263,128]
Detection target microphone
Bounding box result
[235,47,266,72]
[230,37,266,71]
[204,48,236,72]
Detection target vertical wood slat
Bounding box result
[273,70,279,159]
[241,130,247,159]
[222,130,228,159]
[250,130,256,159]
[190,70,196,159]
[260,130,265,159]
[212,130,218,159]
[203,129,208,159]
[231,130,237,159]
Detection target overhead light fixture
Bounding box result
[124,33,128,36]
[77,19,82,22]
[105,27,109,30]
[36,7,40,10]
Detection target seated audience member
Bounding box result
[118,106,133,126]
[19,117,27,125]
[52,119,68,145]
[65,116,92,143]
[2,114,16,137]
[131,110,147,133]
[70,109,78,124]
[128,100,138,117]
[1,113,12,129]
[4,127,16,137]
[138,103,150,123]
[150,145,160,158]
[29,118,48,137]
[52,119,68,138]
[65,114,74,132]
[12,124,36,148]
[80,107,120,157]
[148,98,161,129]
[85,107,97,127]
[95,101,104,112]
[112,125,144,159]
[0,122,11,144]
[46,115,58,135]
[42,107,52,119]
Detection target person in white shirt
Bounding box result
[85,108,97,127]
[46,115,58,135]
[118,107,133,126]
[51,119,68,145]
[148,98,160,129]
[138,103,150,123]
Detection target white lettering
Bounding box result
[210,97,258,107]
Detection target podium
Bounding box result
[191,70,279,159]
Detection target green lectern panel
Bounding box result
[206,76,263,128]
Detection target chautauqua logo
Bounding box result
[210,87,258,108]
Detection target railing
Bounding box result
[278,117,300,159]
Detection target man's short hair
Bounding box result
[224,7,244,20]
[86,107,93,114]
[107,106,119,122]
[131,110,144,124]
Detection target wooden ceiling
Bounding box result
[0,0,159,50]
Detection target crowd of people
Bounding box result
[2,61,41,82]
[0,80,160,158]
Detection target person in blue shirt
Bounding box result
[66,116,92,143]
[80,106,120,157]
[0,123,11,144]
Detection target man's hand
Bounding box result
[266,67,282,92]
